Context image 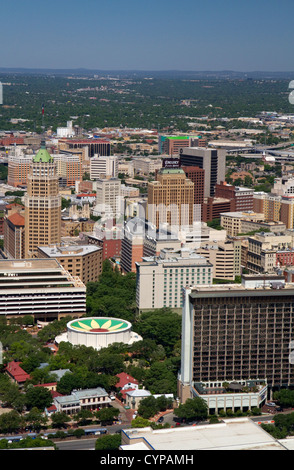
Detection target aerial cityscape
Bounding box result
[1,0,294,457]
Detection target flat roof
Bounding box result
[0,259,62,272]
[123,418,285,451]
[38,245,101,258]
[189,282,294,298]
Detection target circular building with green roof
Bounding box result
[55,317,142,350]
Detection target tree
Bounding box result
[131,416,151,428]
[156,395,173,412]
[273,389,294,408]
[95,434,121,450]
[138,396,159,419]
[95,407,120,425]
[261,423,288,440]
[0,411,24,434]
[50,412,71,429]
[25,407,48,431]
[0,380,25,411]
[144,361,177,396]
[244,175,253,187]
[74,409,93,426]
[174,398,208,422]
[73,428,86,438]
[134,309,182,356]
[25,386,53,411]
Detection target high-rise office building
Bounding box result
[121,217,145,274]
[179,274,294,403]
[93,178,122,220]
[7,149,32,187]
[179,147,226,198]
[54,153,83,187]
[24,143,61,258]
[136,248,213,313]
[90,155,118,179]
[158,135,190,155]
[147,168,195,229]
[58,138,111,159]
[181,166,205,208]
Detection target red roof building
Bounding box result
[116,372,139,390]
[7,212,25,227]
[5,361,31,385]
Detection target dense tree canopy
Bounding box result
[174,398,208,422]
[86,260,136,322]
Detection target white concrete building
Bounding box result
[93,177,122,219]
[192,381,268,415]
[136,248,213,313]
[56,121,74,138]
[54,387,111,415]
[0,259,86,321]
[55,317,142,351]
[90,155,118,179]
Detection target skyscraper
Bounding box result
[179,147,226,198]
[147,168,195,229]
[24,143,61,258]
[178,274,294,403]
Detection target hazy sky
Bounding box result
[1,0,294,71]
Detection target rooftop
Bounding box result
[126,389,151,398]
[7,212,25,227]
[0,259,63,272]
[33,143,54,164]
[116,372,139,389]
[38,244,101,258]
[189,275,291,297]
[122,418,285,451]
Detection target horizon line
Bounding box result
[0,67,294,74]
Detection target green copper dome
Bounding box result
[33,142,53,163]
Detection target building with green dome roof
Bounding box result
[33,143,54,163]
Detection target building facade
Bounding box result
[179,274,294,403]
[37,244,103,284]
[215,182,254,212]
[179,147,226,198]
[54,388,111,415]
[196,240,241,280]
[4,212,25,259]
[54,153,82,187]
[0,259,86,321]
[147,168,195,229]
[136,248,213,313]
[181,165,205,209]
[94,178,122,219]
[24,144,61,258]
[90,155,118,180]
[7,150,32,187]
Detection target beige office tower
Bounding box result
[147,168,195,229]
[24,144,61,258]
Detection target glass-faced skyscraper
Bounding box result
[24,143,61,258]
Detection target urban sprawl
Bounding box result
[1,77,294,450]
